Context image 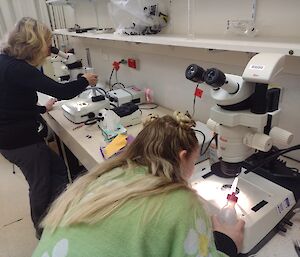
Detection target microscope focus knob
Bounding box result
[244,133,272,152]
[269,126,294,146]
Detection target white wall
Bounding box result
[69,0,300,39]
[53,0,300,160]
[64,37,300,160]
[1,0,299,160]
[0,0,50,39]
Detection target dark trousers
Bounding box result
[0,142,69,230]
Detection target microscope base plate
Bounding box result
[191,161,296,255]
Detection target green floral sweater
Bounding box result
[32,167,232,257]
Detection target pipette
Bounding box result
[230,177,239,194]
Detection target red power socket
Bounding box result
[127,58,137,69]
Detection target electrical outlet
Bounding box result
[128,58,137,69]
[119,59,127,64]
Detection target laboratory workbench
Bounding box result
[39,93,172,170]
[38,93,300,257]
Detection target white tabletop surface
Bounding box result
[39,93,172,170]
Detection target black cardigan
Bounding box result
[0,54,89,149]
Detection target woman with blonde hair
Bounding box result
[32,112,244,257]
[0,17,98,238]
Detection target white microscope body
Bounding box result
[185,53,297,255]
[205,53,293,175]
[44,47,84,82]
[44,47,111,124]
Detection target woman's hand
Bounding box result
[82,73,98,86]
[45,98,57,112]
[212,215,245,253]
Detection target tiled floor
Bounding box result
[0,154,38,257]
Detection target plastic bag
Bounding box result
[226,19,257,37]
[108,0,168,35]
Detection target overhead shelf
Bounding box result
[46,0,73,5]
[53,29,300,57]
[46,0,91,6]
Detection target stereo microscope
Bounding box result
[185,53,300,255]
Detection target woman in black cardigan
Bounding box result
[0,17,98,238]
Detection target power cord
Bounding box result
[245,144,300,174]
[95,88,106,96]
[109,59,127,90]
[108,67,115,90]
[193,129,218,156]
[193,129,206,154]
[282,154,300,163]
[115,67,119,85]
[110,82,135,103]
[107,59,136,104]
[192,84,199,118]
[112,82,126,89]
[110,102,117,108]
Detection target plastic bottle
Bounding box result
[218,192,238,225]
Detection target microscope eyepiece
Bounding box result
[203,68,226,88]
[50,46,69,59]
[50,46,59,55]
[185,64,205,83]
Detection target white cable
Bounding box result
[252,0,257,22]
[93,1,100,29]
